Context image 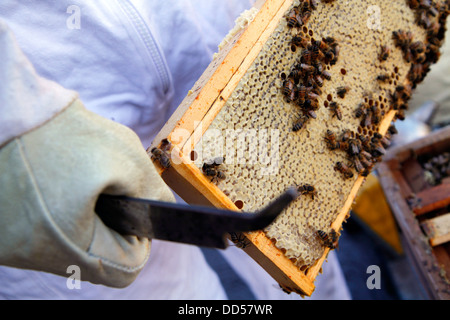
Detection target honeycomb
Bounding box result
[194,0,449,271]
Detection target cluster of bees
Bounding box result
[355,98,383,128]
[283,3,339,133]
[422,152,450,185]
[391,0,450,119]
[202,156,226,183]
[325,125,396,179]
[324,0,449,181]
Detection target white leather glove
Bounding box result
[0,99,175,287]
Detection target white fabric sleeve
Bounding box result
[0,18,78,147]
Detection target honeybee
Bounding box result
[409,40,426,63]
[151,147,171,168]
[321,45,336,63]
[203,167,226,183]
[203,157,226,182]
[317,229,339,249]
[297,184,318,200]
[329,101,342,120]
[427,46,441,66]
[321,70,332,80]
[421,0,432,8]
[229,232,251,249]
[324,36,337,45]
[352,157,365,174]
[301,49,314,64]
[287,7,300,28]
[159,138,170,149]
[395,84,412,101]
[410,41,426,54]
[371,106,381,125]
[304,108,317,119]
[289,69,302,83]
[329,45,339,65]
[413,46,426,63]
[427,21,440,37]
[408,0,420,9]
[370,140,386,156]
[292,114,308,132]
[387,124,398,137]
[340,130,352,142]
[379,45,390,61]
[307,92,320,104]
[376,74,391,82]
[311,84,323,96]
[335,161,354,179]
[314,75,324,87]
[296,85,309,104]
[282,77,296,97]
[335,140,349,152]
[304,0,318,10]
[299,63,316,74]
[408,0,432,9]
[314,39,329,53]
[408,63,428,84]
[325,130,337,149]
[393,30,413,50]
[417,10,432,29]
[300,9,312,26]
[363,109,373,127]
[336,86,350,98]
[355,103,368,118]
[358,152,373,169]
[357,133,370,147]
[347,138,361,156]
[428,5,439,17]
[311,43,326,61]
[315,62,324,74]
[291,34,308,48]
[373,132,391,148]
[289,88,298,103]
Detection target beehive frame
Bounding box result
[149,0,448,295]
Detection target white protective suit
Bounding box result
[0,0,351,299]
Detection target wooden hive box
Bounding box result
[378,126,450,300]
[148,0,449,296]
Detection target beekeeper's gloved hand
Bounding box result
[0,19,175,288]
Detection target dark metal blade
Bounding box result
[95,188,298,249]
